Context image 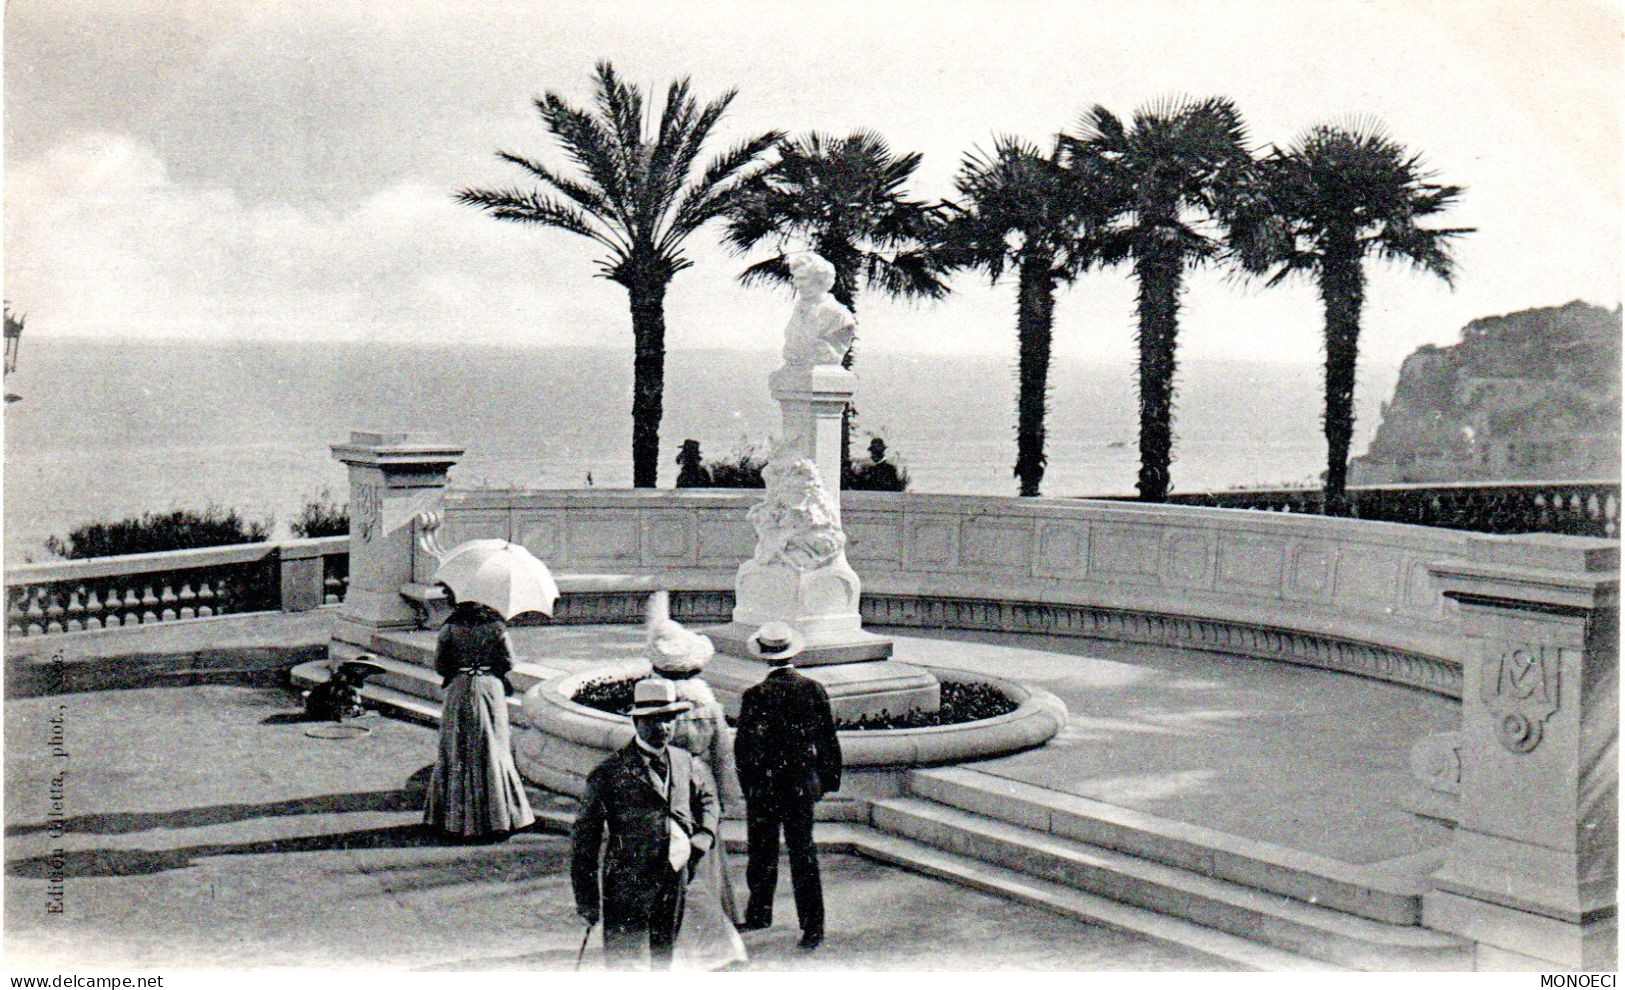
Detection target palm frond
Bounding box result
[455,186,628,254]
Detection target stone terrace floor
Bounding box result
[3,610,1458,970]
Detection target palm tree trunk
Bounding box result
[1015,255,1057,497]
[1319,239,1364,517]
[1135,251,1183,502]
[628,281,668,488]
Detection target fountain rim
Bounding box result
[520,659,1068,768]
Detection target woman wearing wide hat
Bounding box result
[645,592,748,970]
[423,592,536,841]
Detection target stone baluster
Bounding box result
[65,588,85,632]
[1425,535,1619,970]
[196,580,215,617]
[44,589,65,634]
[139,585,159,624]
[84,587,104,630]
[9,589,28,636]
[177,582,197,620]
[159,582,179,621]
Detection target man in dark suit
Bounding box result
[735,622,843,950]
[571,678,720,970]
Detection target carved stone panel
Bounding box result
[1090,524,1161,580]
[1035,522,1088,578]
[1480,643,1562,754]
[516,515,563,560]
[1336,547,1402,607]
[962,518,1033,572]
[844,512,904,569]
[1217,537,1285,591]
[439,510,509,551]
[565,512,642,567]
[353,481,383,544]
[906,515,959,570]
[644,512,697,565]
[1286,544,1335,601]
[1161,530,1215,589]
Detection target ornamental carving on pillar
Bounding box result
[746,448,845,573]
[354,482,383,543]
[1480,644,1561,753]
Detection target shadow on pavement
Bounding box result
[7,766,435,838]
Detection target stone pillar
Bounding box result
[1425,534,1619,971]
[770,365,855,523]
[330,431,464,651]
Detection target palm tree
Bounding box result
[458,62,781,487]
[938,136,1107,496]
[721,131,950,477]
[1064,98,1255,502]
[1240,123,1468,515]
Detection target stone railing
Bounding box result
[398,486,1607,699]
[4,536,349,638]
[1154,480,1620,539]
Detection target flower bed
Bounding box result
[570,675,1018,729]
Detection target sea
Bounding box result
[1,338,1397,564]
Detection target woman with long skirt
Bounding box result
[645,593,748,970]
[424,596,535,841]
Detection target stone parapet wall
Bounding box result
[424,488,1494,685]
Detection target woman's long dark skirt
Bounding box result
[424,672,535,837]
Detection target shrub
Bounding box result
[569,675,1017,730]
[573,675,638,715]
[45,505,272,559]
[837,680,1016,730]
[290,488,350,538]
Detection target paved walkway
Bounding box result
[489,621,1456,865]
[4,610,1460,969]
[4,679,1231,971]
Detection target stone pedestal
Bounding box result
[1424,535,1619,971]
[330,431,463,653]
[769,364,854,520]
[705,363,933,719]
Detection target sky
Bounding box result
[3,0,1621,367]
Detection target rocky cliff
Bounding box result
[1349,300,1621,484]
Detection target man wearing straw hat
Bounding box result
[735,622,842,950]
[571,678,721,970]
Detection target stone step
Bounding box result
[291,658,546,726]
[526,805,1324,972]
[909,766,1430,925]
[364,631,560,694]
[869,797,1469,971]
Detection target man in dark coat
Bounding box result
[572,678,721,970]
[735,622,843,949]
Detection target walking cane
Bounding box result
[574,919,595,971]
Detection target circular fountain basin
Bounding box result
[515,660,1067,815]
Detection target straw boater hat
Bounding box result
[748,621,806,662]
[644,591,716,675]
[630,678,692,718]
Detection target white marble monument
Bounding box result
[703,253,937,718]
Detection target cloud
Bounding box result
[2,131,639,347]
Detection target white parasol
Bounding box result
[431,540,560,620]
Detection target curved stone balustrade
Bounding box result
[1158,480,1620,539]
[411,488,1607,697]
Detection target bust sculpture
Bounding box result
[745,442,846,573]
[781,253,856,368]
